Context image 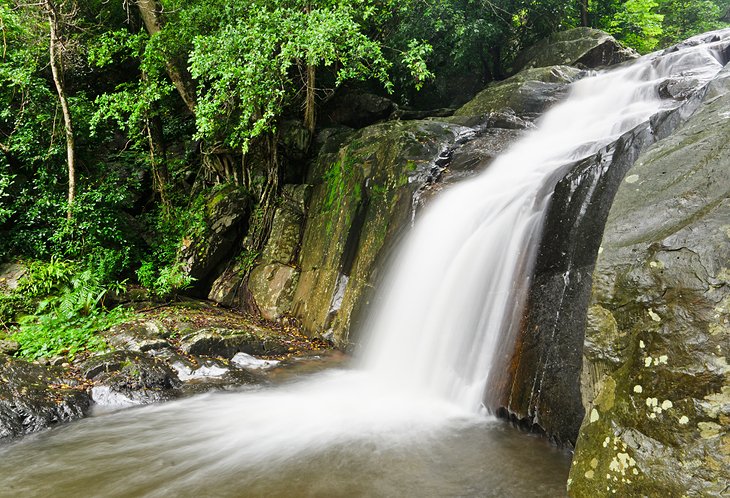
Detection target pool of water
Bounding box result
[0,366,570,497]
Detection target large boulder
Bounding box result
[453,65,583,121]
[209,184,310,318]
[568,64,730,496]
[291,120,471,346]
[0,354,91,441]
[513,27,638,72]
[179,184,251,295]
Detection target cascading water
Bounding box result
[0,31,728,497]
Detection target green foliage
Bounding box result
[609,0,664,52]
[658,0,728,44]
[0,166,15,226]
[590,0,729,51]
[189,3,393,152]
[135,189,210,298]
[6,258,130,360]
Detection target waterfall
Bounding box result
[1,30,728,497]
[360,30,729,412]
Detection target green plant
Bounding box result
[4,258,131,359]
[237,249,260,274]
[12,306,126,360]
[153,262,194,298]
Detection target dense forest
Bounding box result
[1,0,728,360]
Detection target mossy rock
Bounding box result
[514,27,638,72]
[453,65,583,119]
[291,120,468,346]
[570,62,730,497]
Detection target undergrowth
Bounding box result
[2,258,131,360]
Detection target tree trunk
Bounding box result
[247,134,280,252]
[45,0,75,219]
[304,64,316,136]
[136,0,197,113]
[579,0,589,27]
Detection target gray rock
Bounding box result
[209,184,310,311]
[0,354,91,441]
[569,56,730,497]
[513,27,638,72]
[248,263,300,321]
[179,327,290,357]
[80,351,181,406]
[0,339,19,355]
[102,319,172,353]
[0,262,26,291]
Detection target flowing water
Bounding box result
[1,31,728,497]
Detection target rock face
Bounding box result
[513,27,638,72]
[180,184,251,295]
[453,65,583,121]
[568,63,730,496]
[290,120,472,346]
[0,354,91,441]
[209,184,310,320]
[489,78,716,446]
[482,31,730,452]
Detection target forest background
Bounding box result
[1,0,728,359]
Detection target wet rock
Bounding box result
[569,59,730,496]
[171,356,229,381]
[490,50,728,449]
[231,352,280,370]
[658,77,703,100]
[291,120,470,345]
[80,351,181,406]
[513,27,638,72]
[417,127,525,208]
[179,327,290,357]
[0,354,91,441]
[453,66,583,120]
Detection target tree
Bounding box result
[608,0,664,52]
[43,0,77,218]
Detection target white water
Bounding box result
[361,31,729,411]
[1,31,729,497]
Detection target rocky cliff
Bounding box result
[568,55,730,497]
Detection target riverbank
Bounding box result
[0,299,338,442]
